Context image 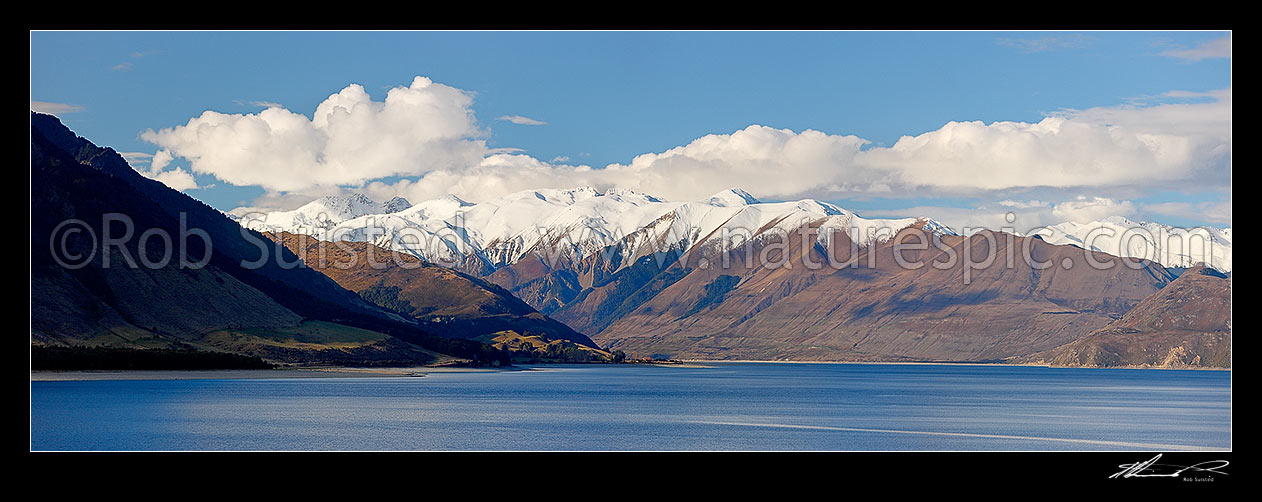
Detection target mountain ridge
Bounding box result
[33,111,1230,368]
[237,187,1230,274]
[1017,265,1231,368]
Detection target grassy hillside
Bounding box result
[193,321,465,366]
[476,330,621,363]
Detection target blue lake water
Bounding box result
[30,362,1231,451]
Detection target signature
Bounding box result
[1110,454,1229,479]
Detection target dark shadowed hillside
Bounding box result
[30,112,509,367]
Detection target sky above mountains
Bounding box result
[30,31,1231,231]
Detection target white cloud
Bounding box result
[1160,35,1231,61]
[997,199,1047,209]
[1051,196,1136,223]
[607,125,873,200]
[865,196,1139,235]
[142,76,491,192]
[31,101,84,114]
[129,148,198,192]
[497,115,547,126]
[141,76,1229,220]
[146,168,200,191]
[870,193,1233,234]
[151,149,173,170]
[858,88,1231,193]
[361,125,874,204]
[111,62,133,71]
[231,187,349,213]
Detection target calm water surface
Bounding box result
[30,362,1231,451]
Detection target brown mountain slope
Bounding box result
[1018,266,1231,368]
[570,220,1174,361]
[267,232,601,350]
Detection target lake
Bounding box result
[30,362,1231,451]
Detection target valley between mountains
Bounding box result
[31,112,1231,369]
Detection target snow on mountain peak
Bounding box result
[1035,217,1231,272]
[393,194,473,221]
[235,186,1228,274]
[917,218,958,236]
[602,187,663,203]
[501,186,601,206]
[313,193,381,218]
[382,196,413,213]
[793,199,846,216]
[706,188,760,207]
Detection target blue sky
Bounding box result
[31,31,1231,229]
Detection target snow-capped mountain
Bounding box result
[235,188,1229,273]
[225,186,1230,365]
[235,187,956,273]
[1032,216,1231,272]
[381,196,413,214]
[232,193,413,231]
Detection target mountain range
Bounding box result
[31,112,601,367]
[236,186,1230,367]
[236,189,1231,275]
[31,111,1231,368]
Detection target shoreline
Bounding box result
[676,359,1232,371]
[29,365,526,382]
[31,359,1230,381]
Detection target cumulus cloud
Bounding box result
[141,76,492,192]
[358,125,875,204]
[497,115,547,126]
[1160,35,1231,61]
[127,148,198,191]
[31,101,84,114]
[141,76,1230,225]
[150,149,173,170]
[610,125,875,200]
[857,88,1231,193]
[146,168,199,191]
